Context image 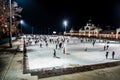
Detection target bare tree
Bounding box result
[0,0,23,47]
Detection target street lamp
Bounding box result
[20,20,24,34]
[53,31,56,34]
[63,20,68,32]
[32,27,34,34]
[9,0,12,47]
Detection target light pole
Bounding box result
[20,20,24,34]
[9,0,12,47]
[32,27,34,34]
[63,20,68,32]
[48,27,51,35]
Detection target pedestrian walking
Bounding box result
[53,49,56,57]
[112,51,115,59]
[106,51,109,59]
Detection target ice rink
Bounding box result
[25,35,120,70]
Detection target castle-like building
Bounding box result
[64,19,120,39]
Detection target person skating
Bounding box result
[63,47,65,54]
[53,49,56,57]
[112,51,115,59]
[106,51,109,59]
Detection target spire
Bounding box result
[86,17,92,26]
[88,16,92,23]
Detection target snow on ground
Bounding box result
[25,36,120,70]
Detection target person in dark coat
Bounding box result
[112,51,115,59]
[106,45,109,50]
[56,44,57,49]
[106,51,109,59]
[53,49,56,57]
[104,46,106,50]
[40,43,42,47]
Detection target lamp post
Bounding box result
[9,0,12,47]
[63,20,68,32]
[32,27,34,34]
[48,27,50,35]
[20,20,23,34]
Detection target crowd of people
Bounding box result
[22,34,116,59]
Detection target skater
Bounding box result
[56,44,57,49]
[92,41,95,46]
[46,42,48,47]
[112,51,115,59]
[40,43,42,47]
[106,45,109,50]
[104,46,106,50]
[106,51,109,59]
[53,49,56,57]
[59,42,62,48]
[67,39,69,43]
[84,47,87,51]
[63,47,65,54]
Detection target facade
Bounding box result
[79,19,102,37]
[64,19,120,39]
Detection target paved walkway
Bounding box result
[0,39,37,80]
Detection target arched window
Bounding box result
[85,27,89,30]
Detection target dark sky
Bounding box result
[15,0,120,34]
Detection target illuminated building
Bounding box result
[64,19,120,39]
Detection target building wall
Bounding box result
[64,31,120,39]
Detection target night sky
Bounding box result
[15,0,120,34]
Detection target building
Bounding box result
[64,19,120,39]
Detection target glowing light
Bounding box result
[63,20,68,32]
[63,20,68,27]
[53,31,56,34]
[20,20,24,24]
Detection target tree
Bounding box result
[0,0,23,46]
